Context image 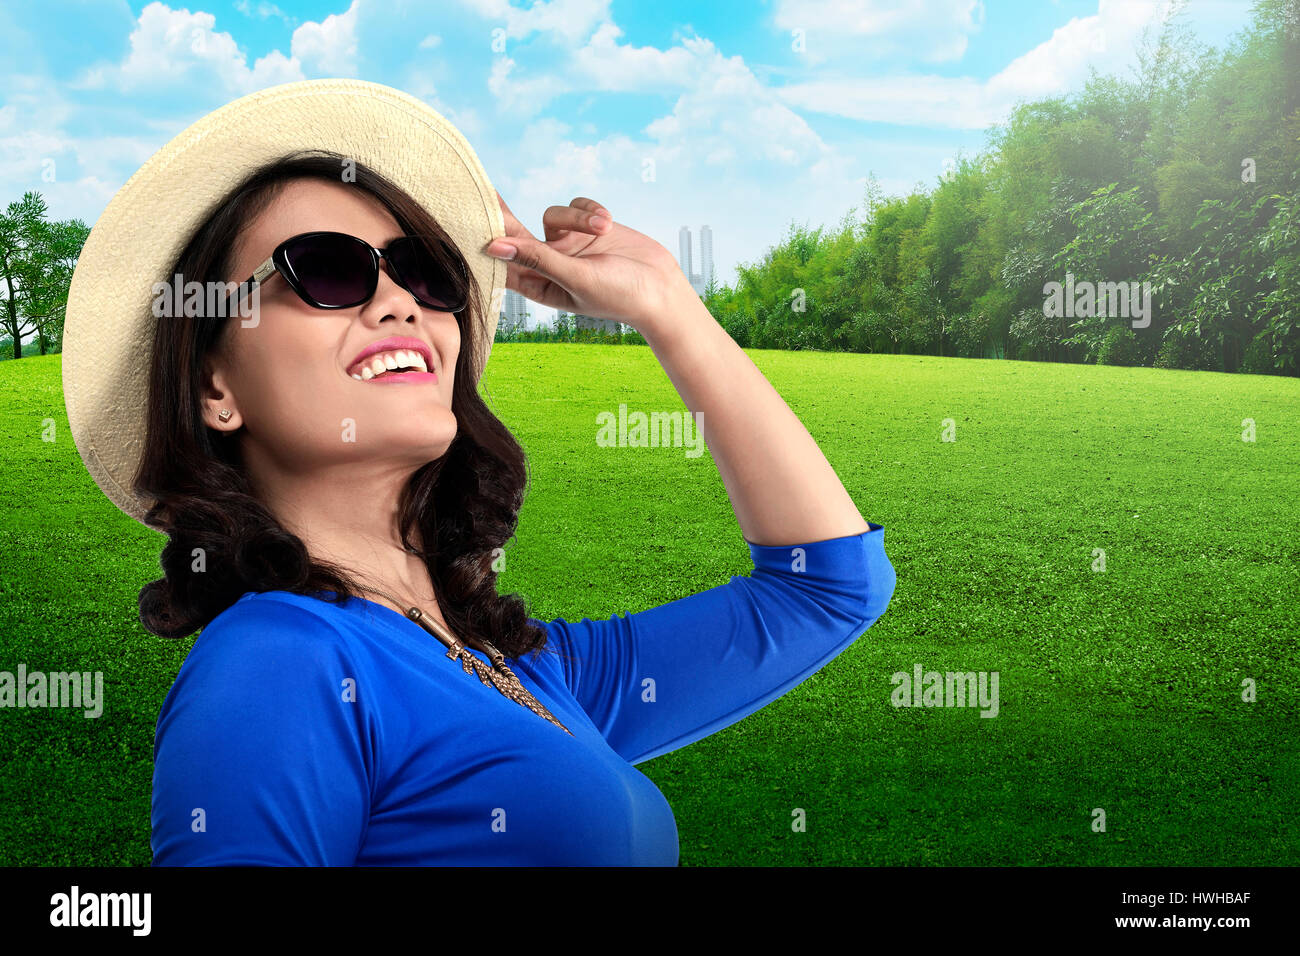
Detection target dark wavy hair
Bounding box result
[134,149,552,661]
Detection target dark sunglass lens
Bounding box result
[283,233,374,306]
[387,237,468,311]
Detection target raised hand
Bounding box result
[485,192,696,334]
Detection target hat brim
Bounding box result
[62,78,506,526]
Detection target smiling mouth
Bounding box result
[348,348,437,383]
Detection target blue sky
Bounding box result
[2,0,1247,328]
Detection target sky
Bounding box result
[1,0,1250,330]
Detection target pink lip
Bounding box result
[347,335,436,379]
[365,371,437,385]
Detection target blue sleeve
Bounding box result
[150,598,374,866]
[541,523,896,765]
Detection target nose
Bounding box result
[360,257,419,326]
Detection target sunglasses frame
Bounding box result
[226,230,469,315]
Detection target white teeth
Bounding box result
[351,347,431,379]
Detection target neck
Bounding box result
[245,451,440,612]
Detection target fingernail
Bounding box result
[487,241,517,260]
[589,215,608,228]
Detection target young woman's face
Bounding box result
[203,177,462,481]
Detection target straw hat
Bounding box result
[62,78,507,527]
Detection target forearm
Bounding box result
[639,287,872,547]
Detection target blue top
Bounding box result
[151,524,895,865]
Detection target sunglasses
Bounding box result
[227,230,469,314]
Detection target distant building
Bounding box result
[499,288,531,333]
[698,225,714,292]
[570,312,621,334]
[677,225,715,297]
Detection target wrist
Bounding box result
[635,277,709,345]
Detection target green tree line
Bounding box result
[495,311,648,345]
[704,0,1299,374]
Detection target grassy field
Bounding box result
[1,344,1297,866]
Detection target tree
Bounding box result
[553,311,574,341]
[0,192,90,359]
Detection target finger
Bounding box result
[569,197,611,219]
[485,233,588,295]
[498,253,572,313]
[541,200,612,243]
[500,256,548,298]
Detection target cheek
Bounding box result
[231,330,349,441]
[436,318,462,372]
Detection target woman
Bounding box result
[62,79,895,866]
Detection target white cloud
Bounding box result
[988,0,1156,100]
[642,37,828,167]
[1,74,75,128]
[775,0,1165,128]
[489,20,828,162]
[76,1,303,94]
[396,68,487,143]
[569,21,700,90]
[486,23,750,115]
[778,73,991,129]
[773,0,986,63]
[0,85,159,224]
[70,1,372,96]
[488,55,570,116]
[454,0,612,44]
[234,0,290,23]
[291,0,361,76]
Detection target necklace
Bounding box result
[353,583,572,736]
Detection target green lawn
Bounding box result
[1,345,1297,865]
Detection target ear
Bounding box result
[199,353,242,432]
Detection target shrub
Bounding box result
[1240,331,1278,375]
[949,310,990,358]
[1154,326,1222,371]
[1009,307,1051,361]
[1096,325,1144,366]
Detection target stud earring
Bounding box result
[218,408,233,423]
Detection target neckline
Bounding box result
[255,588,491,662]
[339,591,493,662]
[347,591,414,622]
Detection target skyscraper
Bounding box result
[678,225,693,291]
[677,226,714,297]
[698,225,714,293]
[499,288,530,334]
